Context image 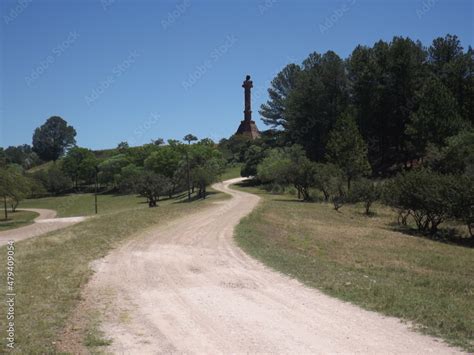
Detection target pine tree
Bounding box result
[326,113,371,189]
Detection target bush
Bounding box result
[383,170,457,234]
[134,171,171,207]
[349,178,382,215]
[32,164,72,195]
[257,146,315,201]
[313,163,344,202]
[449,175,474,237]
[240,145,265,177]
[262,182,286,194]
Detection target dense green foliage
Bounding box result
[259,34,472,174]
[32,116,77,162]
[349,178,382,215]
[384,170,472,235]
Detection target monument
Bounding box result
[235,75,260,139]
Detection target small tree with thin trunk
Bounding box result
[135,171,171,207]
[313,163,343,202]
[326,113,371,190]
[0,168,14,219]
[349,178,382,215]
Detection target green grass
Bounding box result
[0,189,226,353]
[220,164,242,181]
[20,193,148,217]
[0,210,39,231]
[26,161,54,173]
[234,184,474,351]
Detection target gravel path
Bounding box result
[0,208,87,247]
[78,178,461,354]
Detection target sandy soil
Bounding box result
[75,178,461,354]
[0,208,87,246]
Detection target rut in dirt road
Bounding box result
[78,178,461,354]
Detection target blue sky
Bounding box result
[1,0,472,149]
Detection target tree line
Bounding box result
[258,34,473,175]
[0,117,226,216]
[219,34,473,238]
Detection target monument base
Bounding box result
[236,120,260,139]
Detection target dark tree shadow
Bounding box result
[387,223,474,248]
[173,191,220,204]
[234,180,259,188]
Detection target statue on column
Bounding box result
[235,75,260,139]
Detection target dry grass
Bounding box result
[234,184,474,351]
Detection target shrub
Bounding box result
[134,172,171,207]
[350,178,382,215]
[257,145,315,201]
[313,163,344,202]
[449,175,474,237]
[383,169,456,234]
[32,164,72,195]
[327,170,347,211]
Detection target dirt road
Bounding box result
[0,208,86,247]
[82,178,460,354]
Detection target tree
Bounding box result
[117,141,129,153]
[189,143,225,199]
[383,170,456,234]
[62,147,97,189]
[4,144,41,169]
[257,146,315,201]
[218,135,253,163]
[326,113,371,189]
[449,176,474,237]
[285,145,316,201]
[117,164,143,193]
[183,134,198,200]
[191,159,223,199]
[313,163,344,202]
[153,138,164,146]
[240,145,265,177]
[135,172,172,207]
[0,148,6,167]
[31,164,71,195]
[406,77,464,156]
[0,168,14,219]
[428,35,473,124]
[347,37,426,172]
[8,176,32,212]
[32,116,76,161]
[144,146,182,178]
[285,51,349,161]
[125,144,160,166]
[257,148,292,185]
[98,154,130,187]
[260,63,301,128]
[45,164,73,194]
[425,131,474,177]
[144,146,183,197]
[183,134,198,145]
[349,178,382,215]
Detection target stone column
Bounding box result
[242,75,253,121]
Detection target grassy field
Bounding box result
[0,189,226,353]
[20,193,148,217]
[234,183,474,351]
[0,210,39,231]
[220,164,242,181]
